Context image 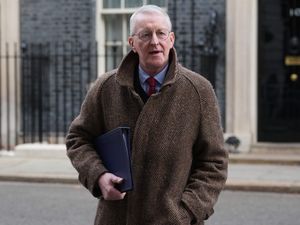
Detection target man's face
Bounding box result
[128,13,175,75]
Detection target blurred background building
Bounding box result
[0,0,299,153]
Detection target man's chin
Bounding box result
[144,65,166,75]
[147,59,165,68]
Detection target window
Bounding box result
[103,0,168,9]
[97,0,168,73]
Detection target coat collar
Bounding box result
[116,48,179,89]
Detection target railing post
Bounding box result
[199,10,219,88]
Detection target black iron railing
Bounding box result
[0,42,99,150]
[0,41,219,150]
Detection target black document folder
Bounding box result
[94,127,133,192]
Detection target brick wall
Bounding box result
[20,0,97,141]
[168,0,226,125]
[20,0,96,43]
[19,0,226,140]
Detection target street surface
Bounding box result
[0,182,300,225]
[0,182,97,225]
[206,190,300,225]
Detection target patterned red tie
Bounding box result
[146,77,157,96]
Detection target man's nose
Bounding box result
[150,32,159,45]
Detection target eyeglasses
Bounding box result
[132,29,171,42]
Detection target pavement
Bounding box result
[1,146,300,194]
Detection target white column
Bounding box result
[95,0,106,75]
[226,0,258,152]
[0,0,20,150]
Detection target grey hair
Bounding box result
[129,5,172,35]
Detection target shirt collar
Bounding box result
[138,64,168,85]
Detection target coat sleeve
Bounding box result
[65,76,109,198]
[181,80,228,222]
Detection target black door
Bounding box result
[258,0,300,142]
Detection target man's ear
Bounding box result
[128,37,136,52]
[169,32,175,48]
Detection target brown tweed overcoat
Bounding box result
[66,48,228,225]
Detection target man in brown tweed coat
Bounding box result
[66,4,228,225]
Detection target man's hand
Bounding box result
[98,172,126,200]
